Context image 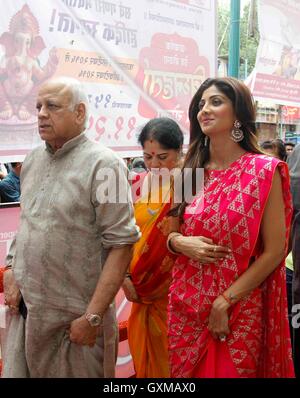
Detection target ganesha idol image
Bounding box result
[0,5,58,121]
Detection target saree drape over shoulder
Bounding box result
[168,153,294,378]
[128,178,176,377]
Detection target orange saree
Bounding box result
[127,180,176,378]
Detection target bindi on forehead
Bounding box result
[148,140,155,154]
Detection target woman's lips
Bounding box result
[201,119,214,125]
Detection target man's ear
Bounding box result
[75,103,86,125]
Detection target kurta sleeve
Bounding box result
[92,157,140,249]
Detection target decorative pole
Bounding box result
[228,0,241,78]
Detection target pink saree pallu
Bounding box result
[168,153,294,378]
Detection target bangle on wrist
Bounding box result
[166,232,182,255]
[221,292,236,306]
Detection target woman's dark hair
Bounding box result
[274,139,287,161]
[260,139,287,161]
[260,140,274,149]
[138,117,184,150]
[171,77,263,219]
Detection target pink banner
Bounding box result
[249,0,300,105]
[252,73,300,103]
[282,105,300,122]
[0,205,20,267]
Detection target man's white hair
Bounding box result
[49,76,89,128]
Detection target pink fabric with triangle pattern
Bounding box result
[168,153,294,378]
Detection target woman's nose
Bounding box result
[150,158,160,169]
[201,103,210,114]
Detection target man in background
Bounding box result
[0,163,8,179]
[0,162,22,202]
[285,142,296,156]
[3,77,140,378]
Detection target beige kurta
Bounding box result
[2,133,140,378]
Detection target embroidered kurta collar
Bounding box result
[45,132,88,157]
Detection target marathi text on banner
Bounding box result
[0,0,216,160]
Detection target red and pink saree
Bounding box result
[168,153,294,378]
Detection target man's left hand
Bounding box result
[69,315,98,347]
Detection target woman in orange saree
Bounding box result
[123,117,183,377]
[167,78,294,378]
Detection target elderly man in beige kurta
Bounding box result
[2,77,140,377]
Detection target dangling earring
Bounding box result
[231,120,244,142]
[204,136,208,147]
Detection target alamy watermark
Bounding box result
[292,305,300,329]
[95,166,205,213]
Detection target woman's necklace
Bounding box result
[146,175,172,217]
[147,207,159,216]
[204,169,220,185]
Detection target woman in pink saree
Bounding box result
[167,77,294,378]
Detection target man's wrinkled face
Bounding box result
[36,83,81,150]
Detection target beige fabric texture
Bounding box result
[2,133,140,378]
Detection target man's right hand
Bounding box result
[3,269,21,314]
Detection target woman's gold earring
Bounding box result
[231,120,244,142]
[204,136,208,147]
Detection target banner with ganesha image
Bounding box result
[0,0,216,160]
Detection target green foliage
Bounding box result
[218,6,230,56]
[218,1,260,78]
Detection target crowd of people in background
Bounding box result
[1,75,300,379]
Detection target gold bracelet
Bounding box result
[221,292,237,306]
[166,232,182,255]
[221,293,232,306]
